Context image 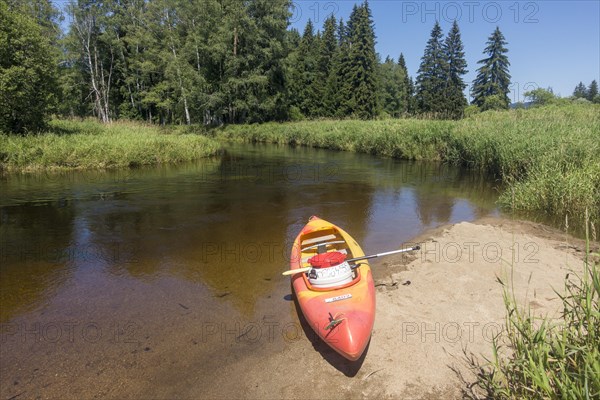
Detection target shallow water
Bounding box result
[0,142,501,397]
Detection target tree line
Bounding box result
[572,80,599,103]
[0,0,557,134]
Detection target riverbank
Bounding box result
[366,217,597,398]
[0,119,220,172]
[215,105,600,225]
[223,217,597,399]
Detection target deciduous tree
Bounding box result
[0,1,58,133]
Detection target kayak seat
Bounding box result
[301,248,347,264]
[301,234,337,246]
[301,240,346,252]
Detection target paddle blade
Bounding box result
[282,267,312,276]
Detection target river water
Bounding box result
[0,142,501,397]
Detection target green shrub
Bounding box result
[463,105,480,118]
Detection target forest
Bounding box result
[1,0,525,133]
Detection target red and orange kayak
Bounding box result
[289,216,375,361]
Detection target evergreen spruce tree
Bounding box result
[334,17,353,116]
[344,1,379,119]
[299,19,317,116]
[587,80,598,102]
[573,82,587,98]
[415,21,447,115]
[304,30,323,117]
[471,26,511,110]
[318,15,339,117]
[287,19,317,118]
[253,0,291,122]
[443,20,468,118]
[398,53,411,114]
[285,28,303,118]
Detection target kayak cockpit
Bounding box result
[298,229,362,291]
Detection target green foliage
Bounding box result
[0,1,58,133]
[397,53,414,114]
[378,56,407,118]
[290,19,319,117]
[463,105,480,117]
[524,87,557,106]
[216,0,291,124]
[443,21,468,119]
[472,27,511,109]
[318,15,340,117]
[480,94,507,111]
[416,21,448,115]
[343,1,379,119]
[287,106,305,121]
[573,81,588,98]
[573,97,591,105]
[415,21,468,119]
[215,117,453,159]
[587,80,598,102]
[7,1,580,126]
[334,17,353,117]
[286,16,340,120]
[0,119,220,171]
[62,0,291,125]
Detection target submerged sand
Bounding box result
[1,217,596,399]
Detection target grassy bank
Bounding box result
[471,219,600,399]
[0,119,220,172]
[214,104,600,224]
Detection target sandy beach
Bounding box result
[176,217,595,399]
[1,217,596,399]
[220,217,592,399]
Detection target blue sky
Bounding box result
[289,0,600,102]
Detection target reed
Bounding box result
[470,214,600,399]
[0,119,220,172]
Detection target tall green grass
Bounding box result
[214,104,600,224]
[0,119,220,171]
[470,215,600,399]
[450,106,600,225]
[214,118,455,159]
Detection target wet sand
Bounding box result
[1,217,596,399]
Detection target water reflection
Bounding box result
[0,143,500,321]
[0,202,76,322]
